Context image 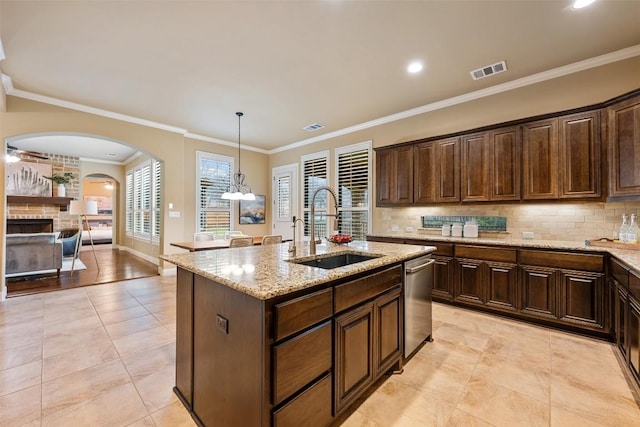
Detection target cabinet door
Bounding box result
[455,258,485,305]
[375,147,413,205]
[375,288,402,377]
[433,255,454,300]
[608,95,640,198]
[435,137,460,202]
[559,111,601,199]
[489,126,521,201]
[461,132,490,202]
[335,302,374,414]
[522,119,559,199]
[629,297,640,380]
[175,268,194,408]
[520,265,557,319]
[558,270,604,329]
[485,262,518,312]
[617,285,629,358]
[414,142,436,203]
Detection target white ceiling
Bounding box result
[1,0,639,157]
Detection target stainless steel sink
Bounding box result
[289,252,381,269]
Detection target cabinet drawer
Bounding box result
[519,250,604,272]
[275,288,333,341]
[273,373,333,427]
[334,266,402,313]
[611,258,630,288]
[273,321,332,405]
[455,245,517,263]
[404,239,453,256]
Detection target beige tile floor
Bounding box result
[1,276,639,427]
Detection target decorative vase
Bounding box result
[56,184,66,197]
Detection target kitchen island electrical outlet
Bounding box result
[522,231,534,239]
[391,225,399,232]
[216,314,228,334]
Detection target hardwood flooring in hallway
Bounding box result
[5,245,159,298]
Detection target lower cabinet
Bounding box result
[485,262,518,311]
[558,269,604,329]
[432,255,454,300]
[616,281,629,358]
[273,373,333,427]
[629,297,640,380]
[334,287,402,415]
[520,265,557,319]
[455,258,485,305]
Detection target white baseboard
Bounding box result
[117,245,159,266]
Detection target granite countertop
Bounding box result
[368,233,640,273]
[160,241,435,300]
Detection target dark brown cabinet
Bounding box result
[608,94,640,199]
[435,137,460,202]
[559,111,601,198]
[522,118,559,200]
[376,146,413,205]
[455,258,485,306]
[433,255,454,300]
[374,288,402,375]
[485,262,518,312]
[629,297,640,379]
[520,265,557,319]
[414,142,436,204]
[461,128,520,202]
[558,270,604,329]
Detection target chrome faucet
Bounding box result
[309,186,339,255]
[288,216,305,255]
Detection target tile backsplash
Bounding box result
[373,201,640,242]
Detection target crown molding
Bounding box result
[268,44,640,154]
[184,132,269,154]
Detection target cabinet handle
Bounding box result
[406,259,435,274]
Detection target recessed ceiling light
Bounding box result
[407,61,423,74]
[572,0,596,9]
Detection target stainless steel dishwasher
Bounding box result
[404,254,434,358]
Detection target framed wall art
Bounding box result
[239,195,266,224]
[5,161,52,196]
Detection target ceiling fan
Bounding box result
[7,144,49,160]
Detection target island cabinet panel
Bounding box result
[375,288,402,375]
[414,142,436,204]
[489,126,521,201]
[558,270,604,329]
[520,266,558,319]
[335,302,375,414]
[175,268,194,408]
[192,275,266,427]
[559,111,601,199]
[435,137,461,202]
[273,321,332,405]
[608,94,640,199]
[273,373,333,427]
[334,266,402,313]
[522,118,559,200]
[274,288,333,341]
[375,146,413,206]
[461,132,490,202]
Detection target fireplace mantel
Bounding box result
[7,196,75,212]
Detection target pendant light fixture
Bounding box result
[221,112,255,201]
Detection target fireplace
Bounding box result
[7,219,54,234]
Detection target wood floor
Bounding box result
[5,244,159,298]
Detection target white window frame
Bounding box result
[301,150,330,239]
[196,151,234,237]
[335,141,372,239]
[125,158,161,244]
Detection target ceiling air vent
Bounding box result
[470,60,507,80]
[303,123,324,132]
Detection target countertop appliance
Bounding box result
[404,254,434,358]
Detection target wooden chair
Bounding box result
[229,236,254,248]
[194,232,215,241]
[261,235,282,245]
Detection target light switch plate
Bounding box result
[169,211,181,218]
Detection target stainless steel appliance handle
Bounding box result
[406,259,435,274]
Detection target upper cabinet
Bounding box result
[434,137,460,203]
[608,94,640,199]
[376,145,413,206]
[461,127,520,202]
[560,111,601,199]
[522,118,559,200]
[413,141,436,204]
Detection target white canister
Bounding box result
[441,224,450,236]
[451,223,463,237]
[463,221,479,238]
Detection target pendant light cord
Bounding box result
[236,112,243,174]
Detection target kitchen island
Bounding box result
[161,240,435,427]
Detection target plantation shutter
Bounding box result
[276,174,291,221]
[302,152,328,238]
[336,142,371,240]
[152,160,162,241]
[198,153,233,236]
[141,163,151,236]
[125,172,134,234]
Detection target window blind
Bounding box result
[276,174,291,221]
[302,152,328,237]
[336,143,371,240]
[197,152,233,237]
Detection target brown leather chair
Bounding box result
[229,236,254,248]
